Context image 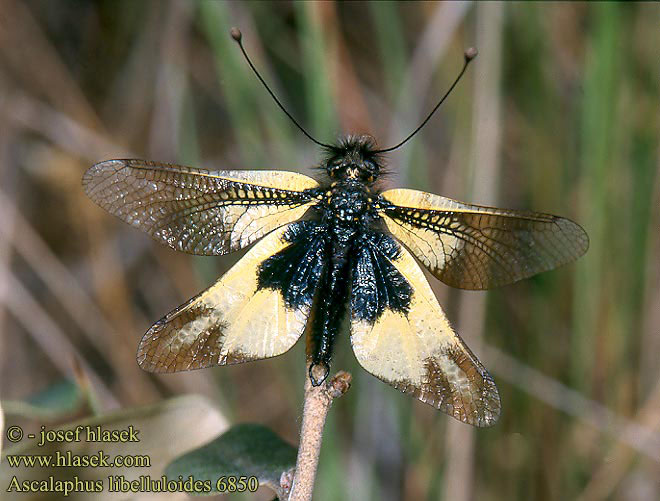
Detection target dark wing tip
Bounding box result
[432,370,500,427]
[389,368,501,427]
[423,348,501,427]
[471,372,501,427]
[135,325,169,374]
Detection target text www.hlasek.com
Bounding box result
[6,451,150,468]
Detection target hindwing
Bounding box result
[379,188,589,290]
[137,223,325,373]
[83,160,319,255]
[350,232,500,427]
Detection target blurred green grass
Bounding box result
[0,2,658,500]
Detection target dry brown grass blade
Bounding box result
[576,154,660,501]
[315,1,373,135]
[639,156,660,394]
[385,1,471,182]
[577,377,660,500]
[0,400,4,455]
[0,113,16,412]
[0,189,117,353]
[0,187,171,406]
[148,0,194,159]
[443,4,504,501]
[484,344,660,463]
[1,93,128,160]
[1,93,220,404]
[0,0,102,130]
[0,269,118,409]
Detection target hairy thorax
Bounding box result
[321,180,375,241]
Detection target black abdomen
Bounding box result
[260,180,382,385]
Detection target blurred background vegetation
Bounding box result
[0,1,658,500]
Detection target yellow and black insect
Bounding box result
[82,29,588,427]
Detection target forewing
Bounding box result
[380,188,589,290]
[83,159,319,255]
[137,223,323,373]
[350,232,500,427]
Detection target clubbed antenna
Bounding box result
[230,28,333,149]
[374,47,478,153]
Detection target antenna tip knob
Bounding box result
[230,27,242,43]
[464,47,478,62]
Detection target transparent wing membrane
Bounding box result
[380,188,588,290]
[83,160,319,255]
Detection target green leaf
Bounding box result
[2,380,82,420]
[165,423,297,495]
[27,380,81,410]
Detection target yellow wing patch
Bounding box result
[137,224,308,373]
[350,240,500,427]
[83,160,319,255]
[380,188,588,290]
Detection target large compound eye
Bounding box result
[360,162,378,182]
[327,160,343,178]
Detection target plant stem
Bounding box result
[285,367,352,501]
